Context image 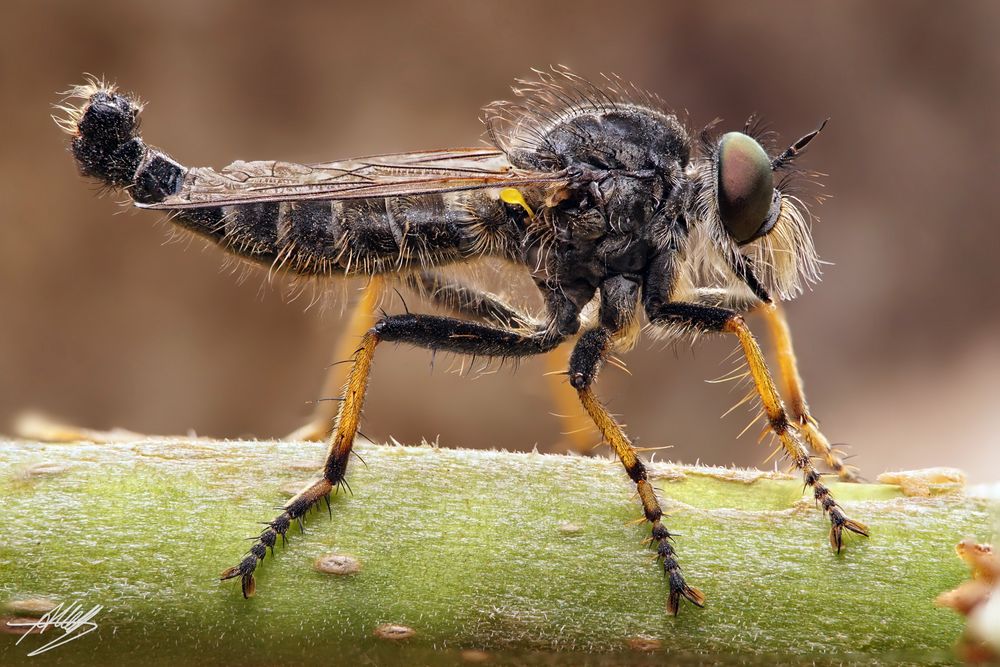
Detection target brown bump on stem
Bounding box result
[373,623,415,640]
[877,467,966,497]
[4,597,58,616]
[936,580,994,616]
[627,636,662,651]
[937,540,1000,662]
[557,522,583,535]
[459,649,492,663]
[956,539,999,582]
[313,554,362,576]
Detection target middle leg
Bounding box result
[569,327,705,615]
[662,288,859,481]
[289,270,591,449]
[409,270,593,452]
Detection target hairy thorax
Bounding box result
[517,106,692,307]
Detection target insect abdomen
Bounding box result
[67,88,146,187]
[60,83,526,277]
[273,193,519,275]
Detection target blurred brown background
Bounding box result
[1,1,997,480]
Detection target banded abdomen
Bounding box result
[59,83,529,277]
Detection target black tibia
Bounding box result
[407,271,535,330]
[640,250,677,315]
[726,255,771,304]
[292,277,537,443]
[568,273,641,390]
[646,301,869,551]
[570,324,703,615]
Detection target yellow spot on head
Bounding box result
[499,188,535,217]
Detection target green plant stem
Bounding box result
[0,438,994,666]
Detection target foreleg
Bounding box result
[756,302,858,481]
[648,303,868,551]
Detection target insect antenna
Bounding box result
[771,119,829,170]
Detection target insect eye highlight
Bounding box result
[716,132,777,244]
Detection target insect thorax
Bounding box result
[512,106,692,302]
[514,106,690,176]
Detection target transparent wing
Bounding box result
[138,148,567,210]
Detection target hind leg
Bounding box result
[406,271,592,453]
[223,310,565,597]
[649,302,868,552]
[285,279,383,442]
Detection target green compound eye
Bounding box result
[716,132,776,244]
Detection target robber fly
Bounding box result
[55,67,867,615]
